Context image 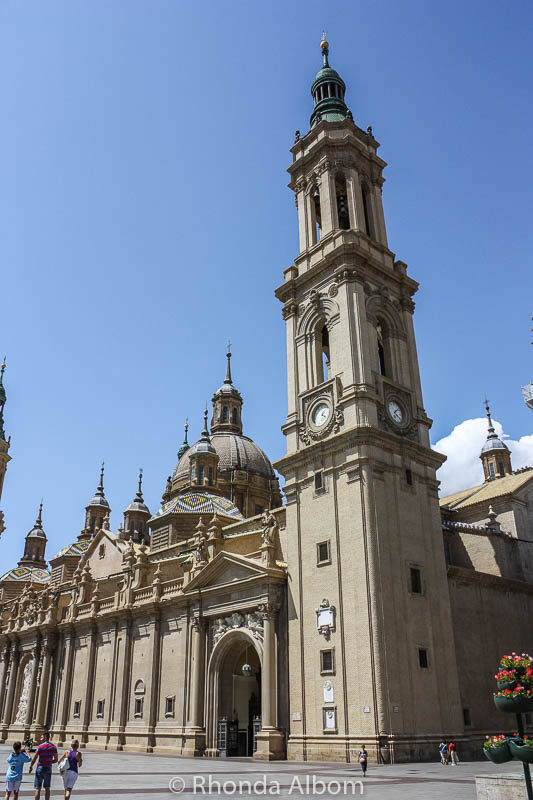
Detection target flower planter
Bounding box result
[509,741,533,763]
[494,694,533,714]
[484,740,512,764]
[497,680,518,691]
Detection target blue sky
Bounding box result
[1,0,532,567]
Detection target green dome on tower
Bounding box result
[310,35,349,128]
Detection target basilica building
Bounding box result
[0,39,532,764]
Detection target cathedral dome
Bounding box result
[0,565,50,584]
[174,432,276,481]
[151,491,244,522]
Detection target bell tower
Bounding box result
[275,38,463,762]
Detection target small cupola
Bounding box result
[124,469,151,544]
[188,409,219,491]
[211,346,243,435]
[80,463,111,540]
[19,502,48,568]
[310,34,350,128]
[480,401,512,481]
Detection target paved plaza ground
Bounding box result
[0,744,525,799]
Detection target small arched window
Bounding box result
[208,466,214,486]
[311,186,322,245]
[231,408,238,425]
[222,406,228,422]
[335,174,350,230]
[90,516,96,533]
[376,323,387,376]
[191,465,195,482]
[198,465,204,485]
[361,185,373,238]
[134,680,145,695]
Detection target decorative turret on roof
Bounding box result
[188,408,220,492]
[211,346,243,434]
[310,34,349,128]
[480,400,512,481]
[80,463,111,540]
[19,502,48,568]
[124,469,151,544]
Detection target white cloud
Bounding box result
[433,418,533,497]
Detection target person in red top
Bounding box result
[29,732,57,800]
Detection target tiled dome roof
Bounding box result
[150,491,244,522]
[0,566,50,583]
[174,432,275,481]
[51,540,90,560]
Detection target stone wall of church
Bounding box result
[447,566,533,755]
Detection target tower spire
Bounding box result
[0,358,6,441]
[484,398,496,437]
[96,461,105,498]
[320,31,329,67]
[201,405,210,440]
[35,500,43,529]
[135,468,144,502]
[225,342,233,385]
[177,419,190,460]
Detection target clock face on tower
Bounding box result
[387,400,405,425]
[312,403,331,427]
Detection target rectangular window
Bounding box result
[165,696,176,718]
[198,465,204,485]
[96,699,105,718]
[134,698,144,718]
[405,469,413,485]
[489,462,496,480]
[73,701,81,718]
[463,708,472,727]
[314,471,323,491]
[418,648,429,669]
[498,462,505,477]
[320,649,335,674]
[317,541,331,566]
[208,466,214,485]
[410,567,422,594]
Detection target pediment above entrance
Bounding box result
[184,551,283,593]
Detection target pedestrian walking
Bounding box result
[358,745,368,776]
[58,740,82,800]
[29,732,58,800]
[5,740,31,800]
[439,741,449,765]
[449,741,459,765]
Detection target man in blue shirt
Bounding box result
[5,740,31,799]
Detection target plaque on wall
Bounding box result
[323,680,334,704]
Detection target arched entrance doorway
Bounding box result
[205,630,262,757]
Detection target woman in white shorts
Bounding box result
[58,739,82,799]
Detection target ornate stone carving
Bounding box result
[260,511,277,546]
[212,610,264,646]
[316,598,336,641]
[14,660,34,724]
[282,302,298,321]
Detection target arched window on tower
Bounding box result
[315,322,330,384]
[198,465,204,485]
[231,408,238,425]
[222,406,228,422]
[311,187,322,245]
[335,174,350,230]
[361,184,374,238]
[377,323,387,376]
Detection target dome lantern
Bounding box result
[310,34,350,128]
